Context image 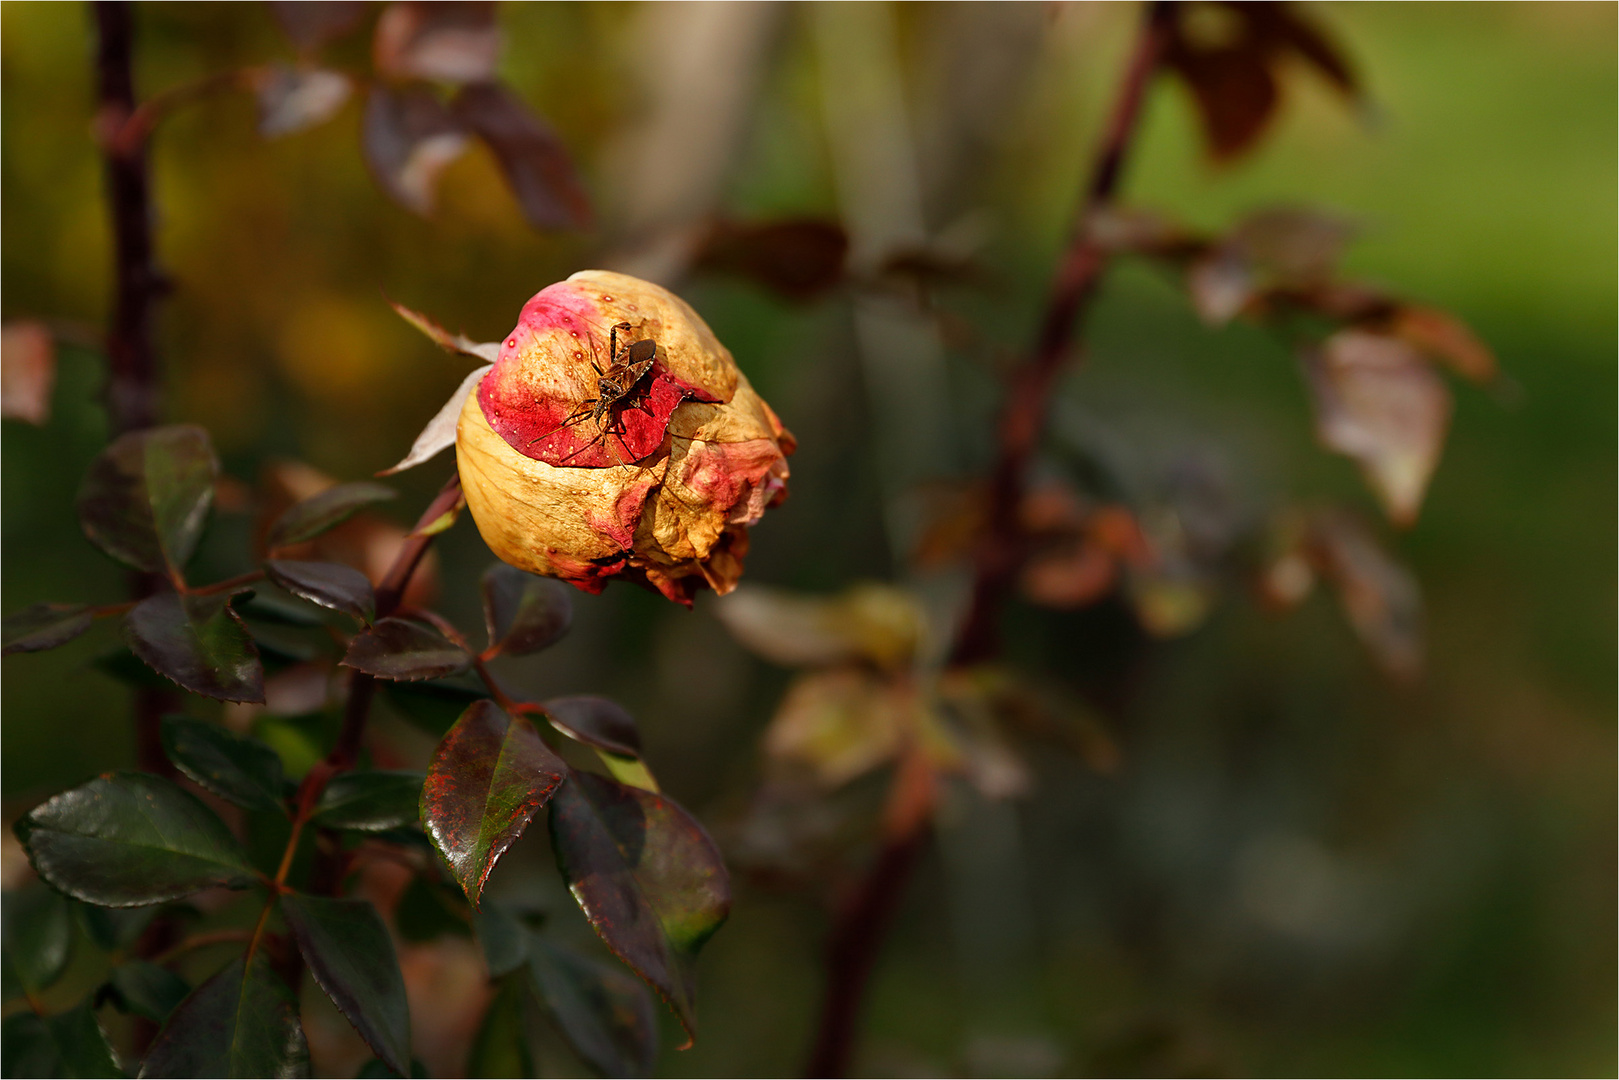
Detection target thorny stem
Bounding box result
[93,1,177,782]
[806,6,1173,1076]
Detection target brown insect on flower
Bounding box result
[387,271,794,604]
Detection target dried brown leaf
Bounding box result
[1391,304,1497,384]
[374,1,500,83]
[1303,330,1452,526]
[1307,510,1422,678]
[362,85,469,216]
[762,669,910,788]
[714,583,926,671]
[254,65,352,138]
[2,320,55,425]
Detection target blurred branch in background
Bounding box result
[806,5,1173,1075]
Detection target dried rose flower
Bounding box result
[390,271,793,604]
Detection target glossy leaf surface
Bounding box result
[547,772,730,1041]
[266,482,397,549]
[312,770,424,832]
[529,935,658,1078]
[422,701,566,907]
[265,559,376,624]
[541,696,641,758]
[344,617,471,681]
[481,562,572,657]
[125,590,265,703]
[77,425,217,576]
[162,715,286,814]
[17,772,257,907]
[1,602,92,656]
[140,954,310,1079]
[281,893,412,1077]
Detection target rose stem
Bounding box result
[93,1,180,780]
[804,5,1173,1076]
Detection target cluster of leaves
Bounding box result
[712,584,1118,889]
[2,425,729,1077]
[103,1,592,231]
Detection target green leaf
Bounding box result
[2,603,93,656]
[281,893,412,1078]
[547,772,730,1042]
[481,563,572,657]
[162,715,286,814]
[466,976,533,1079]
[16,772,258,907]
[125,590,265,703]
[422,701,567,907]
[264,560,376,624]
[266,482,396,550]
[528,936,657,1079]
[75,902,155,952]
[102,960,192,1022]
[311,771,424,832]
[343,617,470,681]
[471,902,528,978]
[1,1004,122,1078]
[77,424,218,576]
[140,953,310,1079]
[1,886,73,996]
[394,877,471,944]
[1,1013,57,1077]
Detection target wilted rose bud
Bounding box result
[454,270,794,604]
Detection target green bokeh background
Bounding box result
[3,3,1613,1076]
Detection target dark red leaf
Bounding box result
[547,771,730,1043]
[124,590,265,704]
[451,82,592,231]
[362,85,470,216]
[343,616,470,680]
[481,562,572,657]
[374,1,500,83]
[281,893,412,1077]
[541,696,641,759]
[77,425,218,577]
[140,954,309,1078]
[269,0,367,53]
[265,559,377,624]
[2,603,93,656]
[421,700,567,907]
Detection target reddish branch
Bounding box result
[805,6,1173,1075]
[93,2,177,778]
